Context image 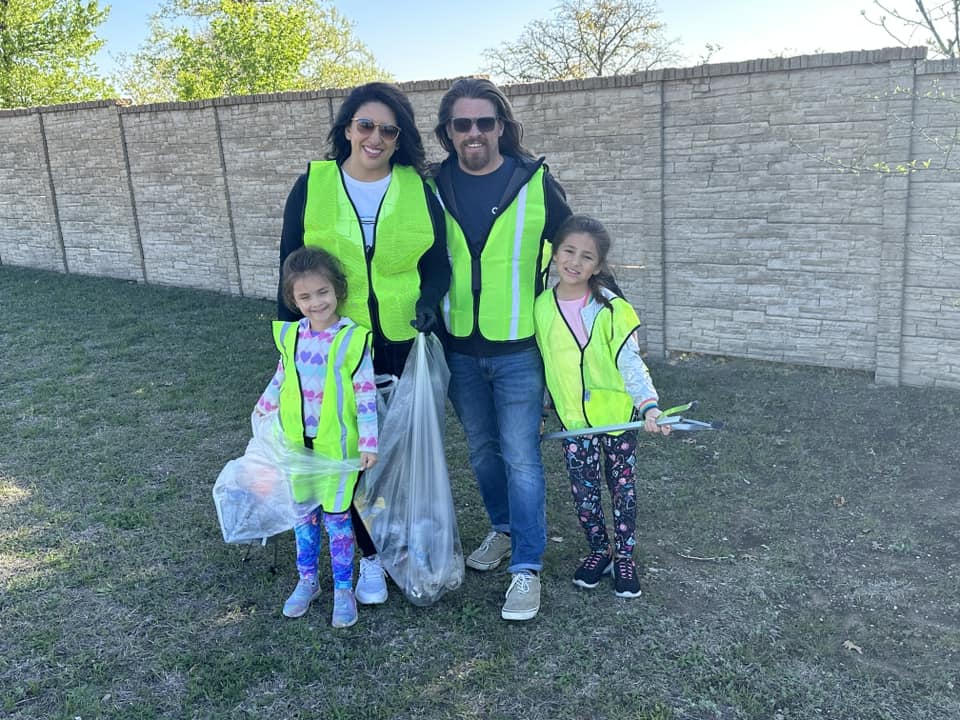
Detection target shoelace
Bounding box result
[511,573,531,594]
[582,552,610,570]
[615,559,635,579]
[478,531,499,551]
[360,557,384,579]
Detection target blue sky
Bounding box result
[94,1,909,82]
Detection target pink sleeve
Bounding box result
[353,346,378,453]
[256,360,284,414]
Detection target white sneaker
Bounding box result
[356,554,388,604]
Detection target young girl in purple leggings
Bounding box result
[256,247,378,626]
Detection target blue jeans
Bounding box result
[447,347,547,573]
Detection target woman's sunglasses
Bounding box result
[352,117,401,141]
[449,116,499,133]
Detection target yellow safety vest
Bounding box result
[440,168,548,341]
[273,319,370,512]
[534,290,641,433]
[303,161,434,341]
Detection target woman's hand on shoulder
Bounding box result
[360,452,378,470]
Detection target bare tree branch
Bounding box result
[481,0,682,82]
[862,1,959,58]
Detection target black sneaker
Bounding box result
[573,550,613,589]
[613,557,642,598]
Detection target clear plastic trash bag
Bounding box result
[213,411,361,544]
[354,333,464,606]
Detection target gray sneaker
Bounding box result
[331,588,358,628]
[282,577,321,618]
[466,531,512,571]
[501,571,540,621]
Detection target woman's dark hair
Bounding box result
[326,82,426,173]
[552,214,620,306]
[434,77,534,160]
[281,246,348,314]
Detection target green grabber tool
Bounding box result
[541,400,723,442]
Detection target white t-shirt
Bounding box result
[342,171,391,248]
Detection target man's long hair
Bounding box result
[434,77,534,160]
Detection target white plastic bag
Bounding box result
[354,333,464,606]
[212,412,361,544]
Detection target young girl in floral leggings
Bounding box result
[534,215,671,598]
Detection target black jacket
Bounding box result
[430,154,572,356]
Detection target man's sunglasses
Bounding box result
[352,117,401,141]
[449,116,499,133]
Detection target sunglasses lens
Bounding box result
[353,119,399,140]
[451,117,497,133]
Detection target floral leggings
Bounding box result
[293,509,355,590]
[562,430,639,558]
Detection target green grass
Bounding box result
[1,264,959,719]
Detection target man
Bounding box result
[431,78,572,621]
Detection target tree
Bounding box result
[862,0,959,58]
[481,0,682,83]
[115,0,390,104]
[0,0,114,109]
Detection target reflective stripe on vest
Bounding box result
[272,320,369,512]
[534,291,640,433]
[441,168,547,341]
[303,161,434,342]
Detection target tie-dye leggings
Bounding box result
[293,509,355,590]
[561,430,639,558]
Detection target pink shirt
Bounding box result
[557,293,590,347]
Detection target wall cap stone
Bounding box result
[0,99,124,118]
[499,46,928,95]
[917,58,960,75]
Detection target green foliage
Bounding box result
[481,0,682,83]
[0,0,114,109]
[114,0,390,104]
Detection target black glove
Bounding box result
[410,304,439,333]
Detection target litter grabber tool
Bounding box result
[541,400,722,441]
[652,400,724,432]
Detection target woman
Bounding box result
[277,82,450,606]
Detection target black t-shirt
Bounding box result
[450,156,516,255]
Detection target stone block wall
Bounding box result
[0,112,62,271]
[214,94,337,297]
[659,60,894,372]
[42,104,142,281]
[900,60,960,388]
[1,47,957,389]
